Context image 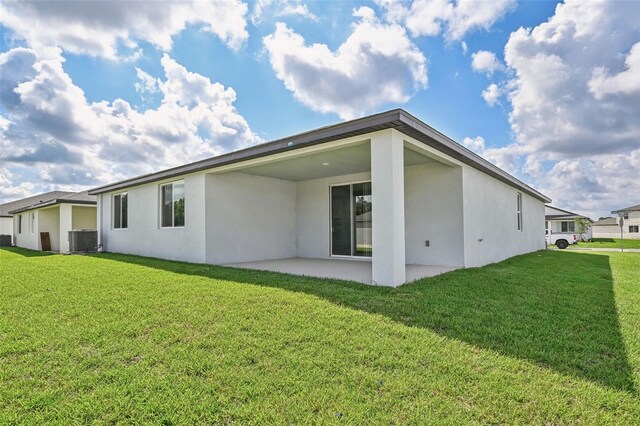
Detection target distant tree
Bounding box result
[575,218,591,242]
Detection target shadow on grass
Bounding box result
[0,247,54,257]
[97,250,635,392]
[592,238,616,243]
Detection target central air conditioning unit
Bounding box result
[68,230,98,253]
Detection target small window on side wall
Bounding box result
[113,192,128,229]
[516,192,523,231]
[160,181,185,228]
[630,225,639,233]
[18,214,22,234]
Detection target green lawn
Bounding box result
[578,238,640,249]
[1,248,639,424]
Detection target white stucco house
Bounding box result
[592,204,640,240]
[545,205,593,241]
[88,109,550,286]
[0,191,75,246]
[10,192,97,253]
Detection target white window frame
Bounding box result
[630,225,639,233]
[30,211,35,234]
[516,192,523,231]
[113,192,128,230]
[159,180,185,229]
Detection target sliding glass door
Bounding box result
[331,182,372,257]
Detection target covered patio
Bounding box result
[204,127,465,286]
[224,258,456,284]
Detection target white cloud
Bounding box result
[263,8,427,119]
[0,0,249,59]
[0,47,260,201]
[0,167,36,201]
[481,83,501,106]
[252,0,317,24]
[471,50,503,75]
[462,136,485,153]
[492,0,640,218]
[134,68,159,95]
[461,41,468,54]
[375,0,516,40]
[588,41,640,100]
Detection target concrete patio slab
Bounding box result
[223,257,456,285]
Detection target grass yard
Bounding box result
[1,248,639,424]
[578,238,640,249]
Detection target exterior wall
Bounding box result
[39,207,61,252]
[296,171,371,259]
[205,172,296,264]
[0,217,13,243]
[72,206,97,230]
[462,166,545,268]
[546,219,593,240]
[13,211,40,250]
[593,212,640,239]
[404,163,465,267]
[100,173,207,263]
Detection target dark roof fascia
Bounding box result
[394,110,550,202]
[88,109,404,195]
[545,215,593,222]
[612,204,640,214]
[9,199,97,215]
[0,215,11,218]
[88,109,550,202]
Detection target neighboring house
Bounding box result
[0,191,74,245]
[545,205,593,241]
[10,192,98,252]
[88,109,550,287]
[593,203,640,240]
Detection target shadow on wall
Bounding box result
[97,250,635,393]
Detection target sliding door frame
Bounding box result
[329,180,372,259]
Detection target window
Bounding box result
[160,181,185,228]
[561,221,575,233]
[516,192,523,231]
[30,212,35,234]
[18,214,22,234]
[623,213,629,219]
[113,192,128,229]
[331,182,372,257]
[630,225,639,233]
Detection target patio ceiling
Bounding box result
[233,142,435,182]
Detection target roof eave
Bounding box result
[88,109,551,203]
[8,199,97,215]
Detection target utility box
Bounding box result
[0,235,11,247]
[68,230,97,253]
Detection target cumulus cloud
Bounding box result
[0,48,260,201]
[375,0,516,40]
[588,41,640,100]
[462,136,485,153]
[0,0,249,59]
[491,0,640,218]
[263,7,427,119]
[252,0,317,24]
[481,83,501,106]
[471,50,503,75]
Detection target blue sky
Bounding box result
[0,0,638,218]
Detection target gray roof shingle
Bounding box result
[0,191,74,217]
[6,191,97,215]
